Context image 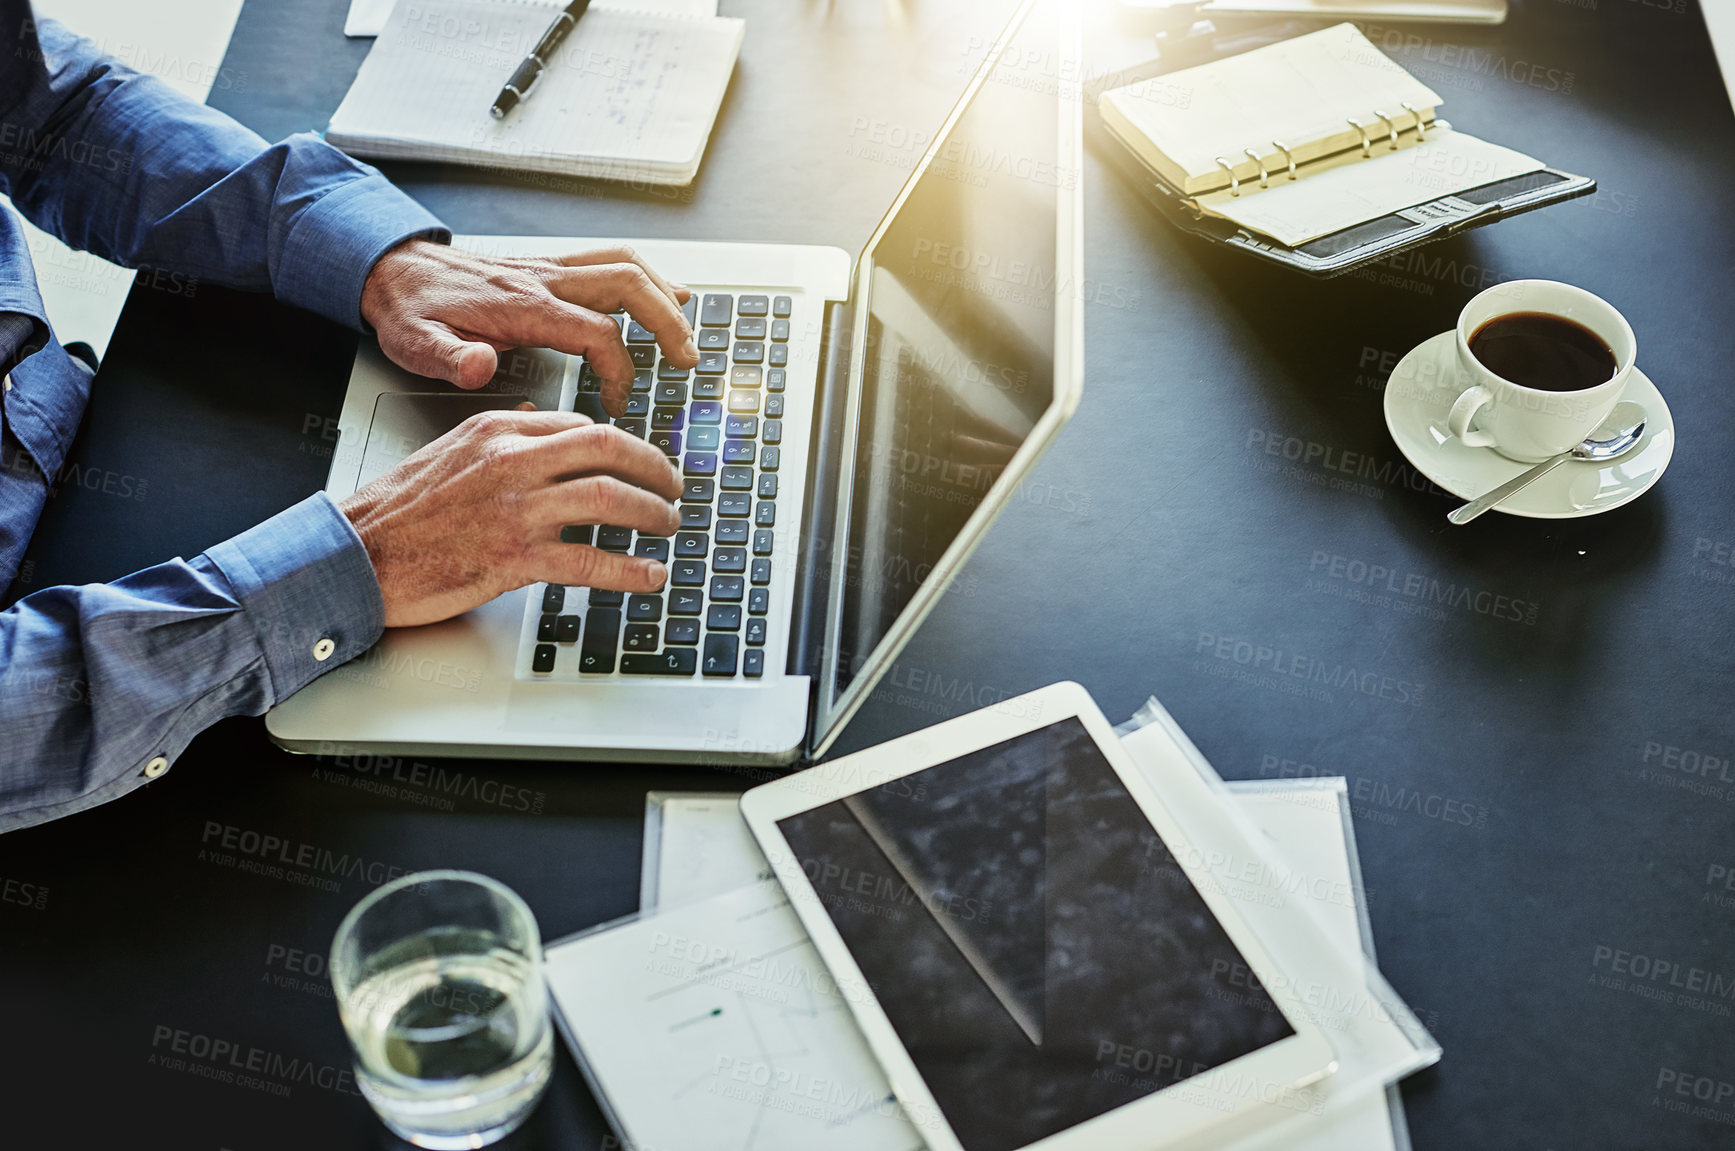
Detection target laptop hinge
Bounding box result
[788,297,854,741]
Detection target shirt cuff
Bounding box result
[204,492,385,703]
[274,157,452,330]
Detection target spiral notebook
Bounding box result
[1096,23,1593,273]
[327,0,744,185]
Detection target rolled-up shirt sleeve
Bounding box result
[0,495,383,833]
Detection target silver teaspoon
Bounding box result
[1447,402,1647,525]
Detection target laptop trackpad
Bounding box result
[357,392,532,489]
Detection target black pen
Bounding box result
[489,0,592,120]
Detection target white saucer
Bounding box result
[1382,331,1675,519]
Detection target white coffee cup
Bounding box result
[1446,279,1635,463]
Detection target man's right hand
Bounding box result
[339,408,681,628]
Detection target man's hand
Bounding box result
[340,407,682,628]
[359,241,698,417]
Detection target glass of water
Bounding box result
[331,870,553,1148]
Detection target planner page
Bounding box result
[1099,23,1441,195]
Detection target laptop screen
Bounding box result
[828,1,1065,706]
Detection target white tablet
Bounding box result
[739,682,1339,1151]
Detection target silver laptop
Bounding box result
[267,0,1082,765]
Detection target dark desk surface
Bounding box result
[6,1,1735,1148]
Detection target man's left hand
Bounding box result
[360,240,698,417]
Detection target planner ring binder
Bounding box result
[1092,22,1595,275]
[1215,106,1435,198]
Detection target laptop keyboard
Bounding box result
[520,292,794,681]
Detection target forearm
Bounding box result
[0,9,449,328]
[0,494,383,833]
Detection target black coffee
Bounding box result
[1468,312,1618,392]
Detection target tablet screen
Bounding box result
[776,717,1295,1151]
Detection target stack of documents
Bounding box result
[545,744,1420,1150]
[328,0,744,185]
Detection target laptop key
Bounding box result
[681,505,712,531]
[630,346,656,369]
[690,401,723,425]
[772,295,791,318]
[716,520,748,545]
[719,493,750,517]
[633,370,654,392]
[622,649,697,676]
[532,644,557,673]
[624,624,659,652]
[714,547,747,574]
[692,377,724,400]
[650,431,681,456]
[654,408,686,431]
[722,441,754,464]
[731,366,762,389]
[770,318,790,342]
[754,500,775,526]
[764,395,784,418]
[748,587,770,615]
[759,446,779,471]
[751,558,772,586]
[745,617,767,646]
[635,538,670,563]
[721,466,753,491]
[674,533,709,559]
[768,345,788,367]
[733,342,764,364]
[683,479,713,502]
[683,452,719,476]
[763,420,783,446]
[711,575,744,602]
[578,364,602,392]
[702,634,739,677]
[767,369,786,392]
[738,295,769,317]
[758,473,778,498]
[615,418,646,439]
[681,294,698,327]
[743,648,765,677]
[665,618,700,644]
[753,530,774,556]
[598,526,633,551]
[655,380,688,405]
[579,609,620,673]
[698,329,729,351]
[658,359,691,381]
[537,613,558,642]
[627,595,663,623]
[726,414,758,437]
[625,321,656,344]
[707,605,742,630]
[557,615,581,643]
[735,318,767,340]
[699,294,732,327]
[623,393,651,416]
[670,587,704,615]
[590,588,624,607]
[542,585,566,613]
[697,351,728,374]
[689,426,721,451]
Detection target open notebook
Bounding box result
[327,0,744,185]
[1096,23,1591,270]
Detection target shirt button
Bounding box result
[2,375,11,392]
[313,638,336,661]
[143,756,169,779]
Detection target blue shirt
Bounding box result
[0,4,452,832]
